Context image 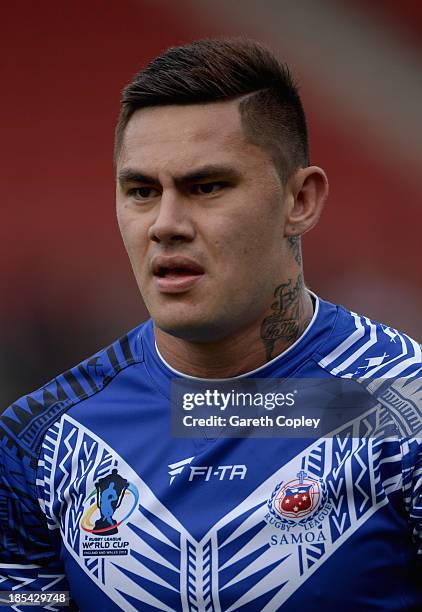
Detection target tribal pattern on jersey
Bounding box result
[1,297,421,610]
[37,406,405,611]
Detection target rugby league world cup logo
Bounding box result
[94,469,128,534]
[81,467,139,535]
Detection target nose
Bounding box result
[148,190,195,244]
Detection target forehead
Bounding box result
[118,100,272,174]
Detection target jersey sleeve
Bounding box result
[0,405,77,611]
[402,436,422,556]
[389,374,422,556]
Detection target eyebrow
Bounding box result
[117,164,241,186]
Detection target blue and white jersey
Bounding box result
[1,296,421,611]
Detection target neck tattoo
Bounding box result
[260,273,310,361]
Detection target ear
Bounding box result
[284,166,329,237]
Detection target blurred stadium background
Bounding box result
[1,0,421,408]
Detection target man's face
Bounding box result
[116,100,292,342]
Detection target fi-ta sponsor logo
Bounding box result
[168,456,247,484]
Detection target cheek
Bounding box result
[209,214,284,296]
[215,216,281,260]
[116,205,131,245]
[117,214,149,266]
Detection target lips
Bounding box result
[151,256,204,293]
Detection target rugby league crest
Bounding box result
[268,469,328,527]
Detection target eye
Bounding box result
[128,186,160,200]
[190,182,226,196]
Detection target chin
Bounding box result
[153,312,228,343]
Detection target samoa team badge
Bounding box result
[268,469,328,526]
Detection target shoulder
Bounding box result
[314,302,421,379]
[313,302,421,438]
[0,320,149,468]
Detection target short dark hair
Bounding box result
[115,38,309,182]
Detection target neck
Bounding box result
[154,273,314,379]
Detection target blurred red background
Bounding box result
[1,0,421,407]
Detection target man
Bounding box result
[1,38,421,611]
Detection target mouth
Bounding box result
[155,266,202,279]
[151,257,204,294]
